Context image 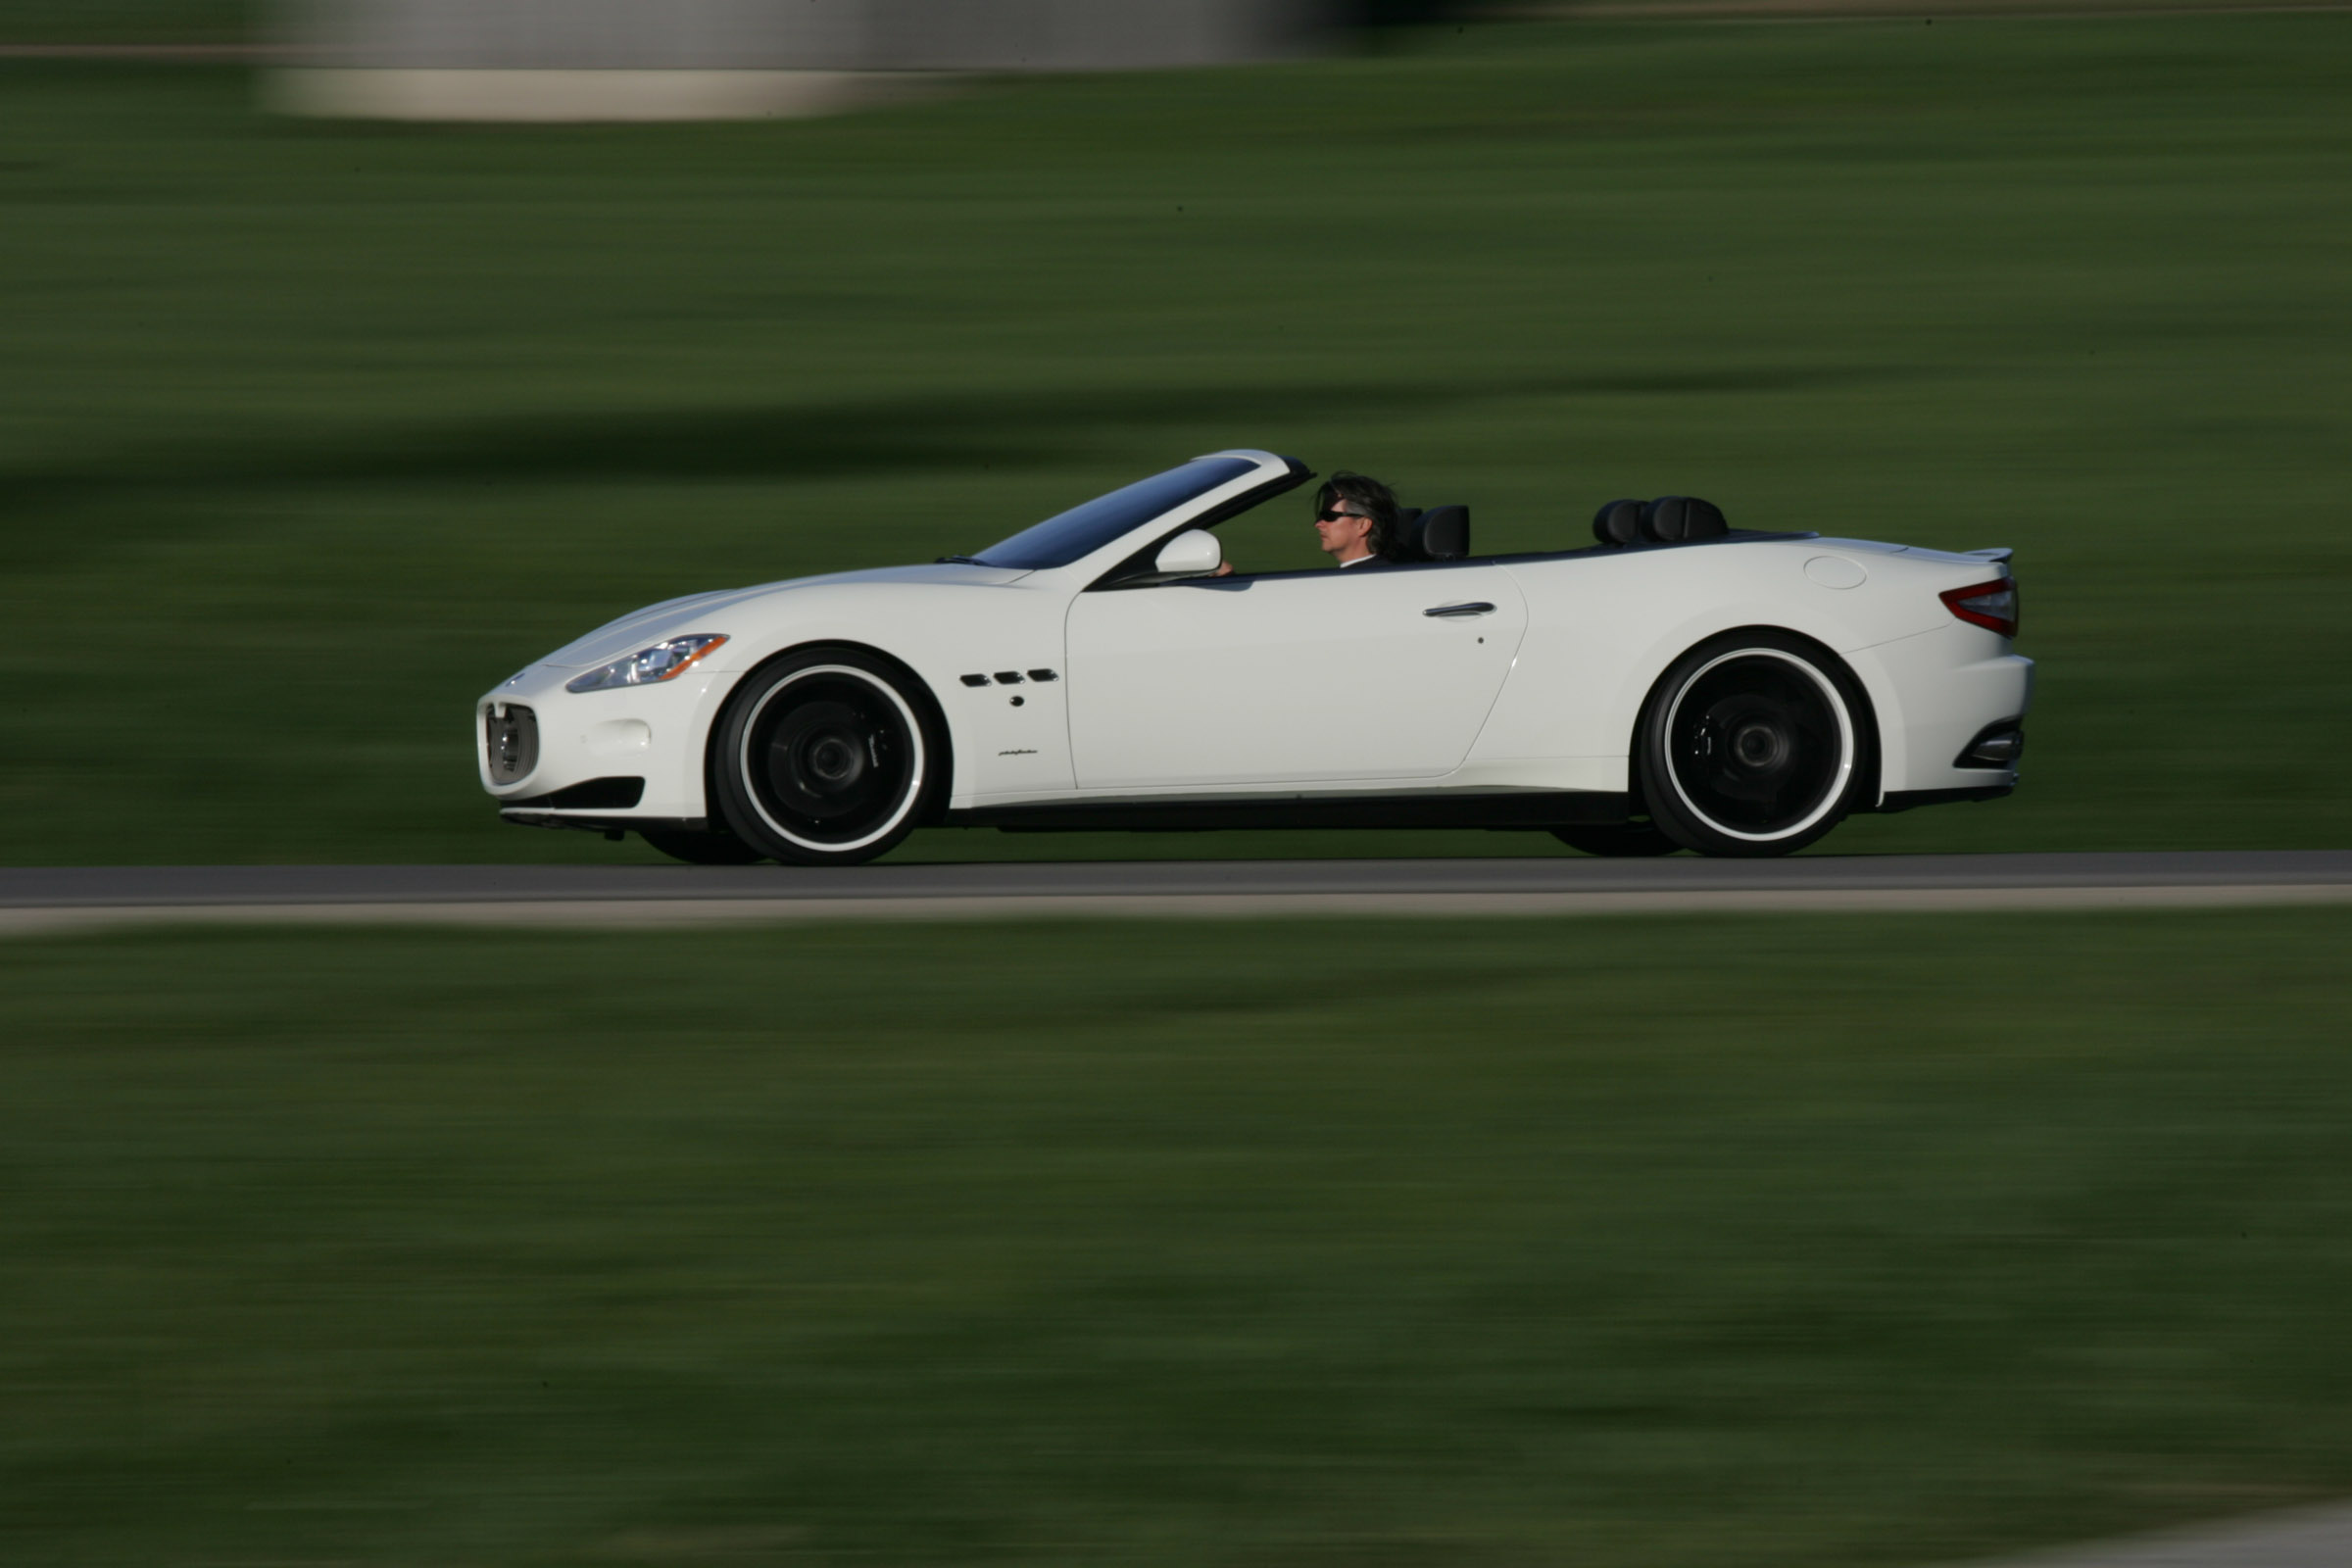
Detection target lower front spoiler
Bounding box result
[502,810,710,837]
[496,773,674,836]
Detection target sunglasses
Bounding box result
[1315,508,1367,523]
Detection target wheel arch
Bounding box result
[1626,624,1883,814]
[700,638,958,829]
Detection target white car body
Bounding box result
[477,450,2031,856]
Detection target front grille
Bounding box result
[483,703,539,784]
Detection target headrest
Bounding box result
[1389,505,1470,563]
[1592,495,1729,546]
[1414,504,1469,561]
[1644,495,1727,541]
[1592,498,1644,546]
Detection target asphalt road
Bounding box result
[3,852,2350,931]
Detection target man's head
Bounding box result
[1311,471,1399,564]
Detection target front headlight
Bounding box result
[564,634,728,694]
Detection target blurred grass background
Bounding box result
[0,2,254,44]
[8,906,2352,1565]
[3,14,2349,863]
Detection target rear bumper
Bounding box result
[1870,784,2015,814]
[1854,625,2034,798]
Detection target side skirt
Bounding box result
[949,792,1633,833]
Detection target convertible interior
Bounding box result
[1127,489,1741,587]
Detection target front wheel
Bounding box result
[710,648,945,867]
[1638,631,1870,858]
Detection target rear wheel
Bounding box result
[1638,631,1869,858]
[711,648,944,867]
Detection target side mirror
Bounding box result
[1153,528,1223,578]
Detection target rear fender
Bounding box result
[1617,620,1887,808]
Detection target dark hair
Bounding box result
[1312,470,1401,559]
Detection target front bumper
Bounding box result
[475,665,730,825]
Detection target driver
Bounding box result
[1212,469,1405,575]
[1311,471,1401,567]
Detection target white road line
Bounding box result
[4,881,2350,934]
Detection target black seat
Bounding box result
[1391,504,1470,563]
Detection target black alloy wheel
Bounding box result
[1638,630,1869,858]
[711,648,945,866]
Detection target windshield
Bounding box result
[966,458,1259,570]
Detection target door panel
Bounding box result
[1063,565,1528,789]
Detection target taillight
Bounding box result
[1940,576,2019,638]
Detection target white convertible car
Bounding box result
[477,450,2030,862]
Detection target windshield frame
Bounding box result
[960,452,1308,575]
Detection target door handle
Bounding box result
[1424,602,1495,618]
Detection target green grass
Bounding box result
[0,1,251,44]
[5,907,2352,1565]
[3,16,2349,864]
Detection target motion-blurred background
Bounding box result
[7,7,2352,1567]
[6,0,2345,863]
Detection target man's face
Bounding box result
[1313,499,1375,562]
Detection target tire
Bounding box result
[1637,630,1870,858]
[1549,821,1682,857]
[710,647,945,867]
[639,827,766,865]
